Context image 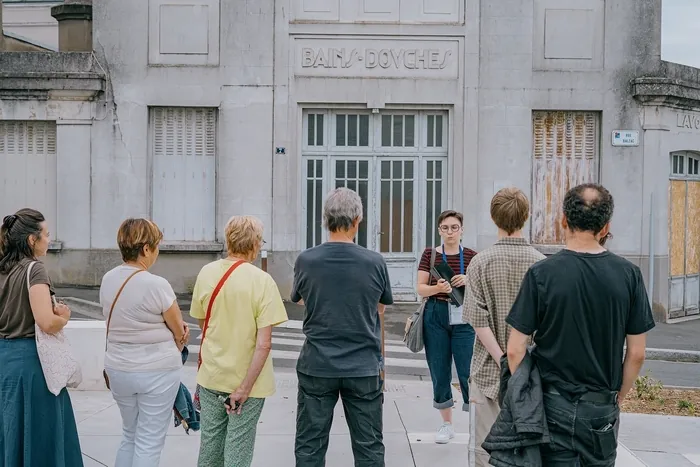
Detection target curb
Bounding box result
[59,296,700,364]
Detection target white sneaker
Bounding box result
[435,422,455,444]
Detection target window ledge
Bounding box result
[159,241,224,253]
[48,241,63,252]
[533,244,564,256]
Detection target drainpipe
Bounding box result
[1,2,5,50]
[649,192,655,309]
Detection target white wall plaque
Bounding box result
[611,130,639,147]
[294,38,460,79]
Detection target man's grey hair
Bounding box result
[323,187,363,233]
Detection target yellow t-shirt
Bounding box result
[190,259,288,397]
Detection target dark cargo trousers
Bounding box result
[294,371,384,467]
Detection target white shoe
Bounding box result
[435,422,455,444]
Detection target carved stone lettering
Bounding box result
[295,39,460,79]
[300,47,453,71]
[677,113,700,130]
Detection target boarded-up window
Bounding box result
[669,151,700,318]
[150,107,217,242]
[0,121,57,240]
[531,111,599,244]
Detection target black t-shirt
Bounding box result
[506,249,655,398]
[291,242,394,378]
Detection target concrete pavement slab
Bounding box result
[72,367,665,467]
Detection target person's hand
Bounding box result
[226,387,250,415]
[181,323,190,345]
[451,274,466,288]
[436,279,452,294]
[54,303,71,320]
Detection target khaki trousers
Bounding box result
[469,382,501,467]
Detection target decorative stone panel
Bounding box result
[148,0,220,66]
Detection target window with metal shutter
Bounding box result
[531,111,599,245]
[0,121,57,238]
[150,107,217,242]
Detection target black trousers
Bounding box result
[294,371,384,467]
[541,391,620,466]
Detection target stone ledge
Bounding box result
[0,52,105,99]
[632,60,700,111]
[159,241,225,253]
[48,241,63,252]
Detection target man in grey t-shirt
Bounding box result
[292,187,393,467]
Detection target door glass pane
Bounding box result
[348,115,358,146]
[393,116,403,147]
[359,115,369,146]
[335,159,369,248]
[307,114,324,146]
[336,115,346,146]
[308,115,315,146]
[427,115,434,147]
[435,115,443,147]
[381,116,391,147]
[425,160,444,248]
[405,115,415,146]
[380,160,414,253]
[403,162,414,252]
[305,159,324,248]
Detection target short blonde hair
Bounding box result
[117,218,163,261]
[225,215,263,259]
[490,188,530,235]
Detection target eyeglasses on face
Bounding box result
[438,225,462,232]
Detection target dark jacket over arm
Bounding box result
[482,351,550,467]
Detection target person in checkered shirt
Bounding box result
[464,187,545,467]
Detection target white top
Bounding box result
[100,265,182,372]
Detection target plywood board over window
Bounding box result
[531,111,599,245]
[0,121,57,240]
[668,151,700,318]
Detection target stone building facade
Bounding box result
[1,0,698,322]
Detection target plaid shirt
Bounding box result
[464,238,546,400]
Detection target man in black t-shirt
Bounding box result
[506,183,655,466]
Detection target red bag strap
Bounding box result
[197,260,245,370]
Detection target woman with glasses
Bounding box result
[416,210,477,444]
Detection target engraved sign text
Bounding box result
[294,38,460,79]
[677,113,700,130]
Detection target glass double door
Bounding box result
[305,156,446,301]
[302,110,448,301]
[332,157,417,300]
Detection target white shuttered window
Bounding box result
[0,121,57,239]
[150,107,217,242]
[531,111,599,245]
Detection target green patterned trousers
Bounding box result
[197,387,265,467]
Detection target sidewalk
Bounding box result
[56,286,700,355]
[72,366,697,467]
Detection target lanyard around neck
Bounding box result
[441,244,464,275]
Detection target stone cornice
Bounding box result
[0,51,105,100]
[632,61,700,111]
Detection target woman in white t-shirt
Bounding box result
[100,218,189,467]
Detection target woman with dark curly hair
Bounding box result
[0,208,84,467]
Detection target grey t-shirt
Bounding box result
[0,258,53,339]
[291,242,394,378]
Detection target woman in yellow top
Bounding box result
[190,215,288,467]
